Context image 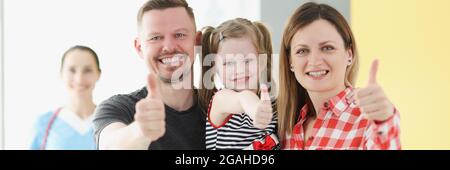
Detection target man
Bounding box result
[93,0,205,150]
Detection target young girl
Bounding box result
[277,2,400,150]
[30,45,101,150]
[199,18,279,150]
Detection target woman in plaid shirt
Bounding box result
[277,2,400,150]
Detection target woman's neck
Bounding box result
[67,94,96,120]
[307,85,347,115]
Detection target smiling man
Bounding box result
[93,0,205,150]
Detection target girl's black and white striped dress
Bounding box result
[205,97,279,150]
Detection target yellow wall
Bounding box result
[351,0,450,149]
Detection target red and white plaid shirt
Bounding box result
[282,87,401,150]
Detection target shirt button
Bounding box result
[377,131,384,135]
[323,102,330,109]
[309,136,314,140]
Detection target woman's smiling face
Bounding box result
[290,19,353,93]
[61,49,100,97]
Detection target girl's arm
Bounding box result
[209,85,273,129]
[209,89,246,127]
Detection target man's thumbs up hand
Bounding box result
[134,74,166,142]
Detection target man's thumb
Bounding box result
[146,73,159,99]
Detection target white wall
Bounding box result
[4,0,149,149]
[0,0,4,150]
[3,0,260,149]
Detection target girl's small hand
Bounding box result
[252,84,273,129]
[354,60,395,122]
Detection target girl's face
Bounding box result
[216,37,259,91]
[61,50,100,97]
[290,19,352,94]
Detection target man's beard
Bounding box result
[156,52,192,85]
[158,67,192,84]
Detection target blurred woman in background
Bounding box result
[30,45,101,150]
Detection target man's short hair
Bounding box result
[137,0,196,31]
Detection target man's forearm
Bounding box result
[99,122,151,150]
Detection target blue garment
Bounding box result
[30,111,96,150]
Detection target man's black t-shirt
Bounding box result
[93,87,206,150]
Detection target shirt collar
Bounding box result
[298,87,353,121]
[326,87,353,117]
[58,107,94,134]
